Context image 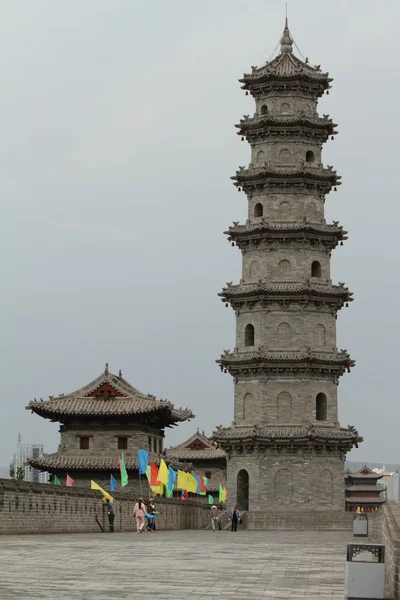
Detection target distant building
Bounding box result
[12,432,48,483]
[345,466,386,512]
[26,364,194,492]
[166,430,227,493]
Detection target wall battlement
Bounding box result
[0,479,203,535]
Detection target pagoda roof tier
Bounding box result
[26,365,194,426]
[220,281,353,310]
[213,423,361,447]
[27,454,192,473]
[345,484,386,493]
[166,431,227,461]
[236,114,337,142]
[345,466,383,480]
[226,220,347,250]
[217,348,354,378]
[345,496,386,504]
[232,165,341,194]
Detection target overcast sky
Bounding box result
[1,0,399,466]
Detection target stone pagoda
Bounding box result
[213,20,362,529]
[26,364,194,491]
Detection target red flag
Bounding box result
[149,462,159,487]
[182,490,188,500]
[66,474,74,487]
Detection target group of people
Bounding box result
[210,504,241,532]
[105,497,157,533]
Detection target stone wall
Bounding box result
[247,510,352,531]
[368,502,400,599]
[0,479,203,535]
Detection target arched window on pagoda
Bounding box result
[254,203,263,218]
[306,150,315,163]
[244,324,255,347]
[260,104,268,115]
[256,150,265,164]
[316,393,327,421]
[311,261,321,278]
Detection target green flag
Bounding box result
[208,494,214,505]
[120,454,128,487]
[54,475,61,486]
[166,485,173,499]
[219,484,223,503]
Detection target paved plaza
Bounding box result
[0,529,392,599]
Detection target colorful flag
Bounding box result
[120,454,128,487]
[182,490,188,500]
[54,475,61,486]
[151,482,164,495]
[177,469,187,490]
[137,449,149,475]
[208,494,214,505]
[222,487,227,503]
[203,476,209,490]
[110,474,117,492]
[196,472,207,494]
[91,480,114,502]
[157,459,169,485]
[66,474,74,487]
[219,484,223,503]
[148,462,159,487]
[186,473,198,494]
[167,466,177,492]
[166,485,173,498]
[192,472,201,494]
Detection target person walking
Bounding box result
[210,505,219,531]
[133,497,147,533]
[105,498,115,533]
[146,497,157,532]
[229,504,240,532]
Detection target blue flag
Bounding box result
[137,449,149,475]
[192,472,201,494]
[110,474,117,492]
[167,466,177,492]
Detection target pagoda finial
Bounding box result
[280,12,293,54]
[105,363,109,376]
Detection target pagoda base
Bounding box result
[245,509,353,531]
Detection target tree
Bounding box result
[9,462,15,479]
[16,467,24,481]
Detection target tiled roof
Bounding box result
[220,281,352,301]
[226,221,346,238]
[345,496,386,504]
[26,365,194,424]
[240,52,331,85]
[27,454,192,473]
[166,431,226,460]
[213,425,359,442]
[218,349,354,368]
[232,165,340,185]
[345,484,386,492]
[235,114,337,133]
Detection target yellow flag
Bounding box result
[222,487,227,503]
[151,482,164,495]
[90,480,114,502]
[157,459,169,485]
[177,470,188,490]
[186,473,198,494]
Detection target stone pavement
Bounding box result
[0,530,393,599]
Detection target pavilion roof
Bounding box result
[345,466,383,480]
[345,484,386,493]
[212,424,359,443]
[345,496,386,504]
[26,364,194,425]
[27,453,192,473]
[166,431,226,461]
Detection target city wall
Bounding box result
[368,502,400,599]
[0,479,203,535]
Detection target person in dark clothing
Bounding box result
[105,499,115,532]
[229,504,240,532]
[146,497,157,532]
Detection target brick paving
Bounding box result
[0,530,392,599]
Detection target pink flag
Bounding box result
[66,474,74,487]
[118,456,122,472]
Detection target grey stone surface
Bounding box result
[0,530,392,599]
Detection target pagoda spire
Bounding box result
[280,16,293,54]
